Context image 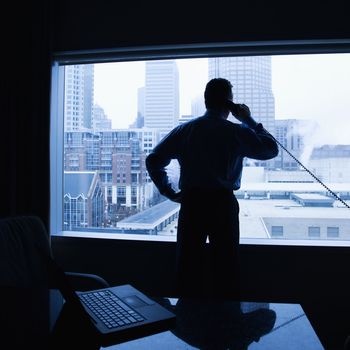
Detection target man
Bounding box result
[146,78,278,298]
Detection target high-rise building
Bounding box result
[64,64,94,131]
[129,87,145,129]
[93,104,112,130]
[83,64,94,129]
[275,119,305,170]
[274,119,318,170]
[144,60,179,138]
[208,56,275,132]
[138,87,145,120]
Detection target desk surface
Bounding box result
[0,288,324,350]
[103,298,324,349]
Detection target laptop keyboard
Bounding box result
[79,290,145,329]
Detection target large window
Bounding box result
[50,45,350,243]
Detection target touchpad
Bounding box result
[122,295,149,308]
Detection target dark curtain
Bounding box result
[2,1,52,230]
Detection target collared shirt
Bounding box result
[146,111,279,196]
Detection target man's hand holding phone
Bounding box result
[227,100,258,128]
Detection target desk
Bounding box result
[103,298,324,350]
[0,288,324,350]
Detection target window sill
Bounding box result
[51,231,350,247]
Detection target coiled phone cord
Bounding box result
[263,127,350,210]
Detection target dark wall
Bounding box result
[52,236,350,302]
[2,2,51,227]
[53,0,350,53]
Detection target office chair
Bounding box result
[0,215,109,349]
[0,215,109,290]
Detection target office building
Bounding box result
[309,145,350,183]
[274,119,317,170]
[129,87,145,129]
[144,60,180,138]
[83,64,94,129]
[64,171,104,229]
[92,104,112,130]
[64,64,94,131]
[64,129,157,224]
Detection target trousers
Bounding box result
[176,187,240,299]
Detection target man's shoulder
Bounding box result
[176,116,247,134]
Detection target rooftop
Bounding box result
[238,198,350,238]
[118,200,180,229]
[238,182,350,192]
[291,193,335,207]
[239,199,349,219]
[64,171,96,198]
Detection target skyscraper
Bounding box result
[130,86,145,128]
[274,119,301,170]
[208,56,275,133]
[144,60,179,138]
[64,64,94,131]
[83,64,94,129]
[92,104,112,130]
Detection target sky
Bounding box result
[94,53,350,145]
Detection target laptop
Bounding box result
[49,256,176,347]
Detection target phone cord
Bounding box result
[264,128,350,210]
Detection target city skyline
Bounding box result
[62,56,350,234]
[94,53,350,145]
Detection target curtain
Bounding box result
[2,1,52,230]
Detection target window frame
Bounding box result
[50,39,350,246]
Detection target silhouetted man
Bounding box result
[146,78,278,298]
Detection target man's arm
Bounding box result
[145,127,182,201]
[228,101,279,160]
[240,123,279,160]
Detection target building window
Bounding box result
[308,226,321,238]
[327,227,339,238]
[271,226,283,237]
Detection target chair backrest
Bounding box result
[0,216,52,287]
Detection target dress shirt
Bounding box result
[146,111,279,197]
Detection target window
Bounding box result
[308,227,321,238]
[327,226,339,238]
[271,226,284,237]
[50,41,350,244]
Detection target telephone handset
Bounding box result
[228,101,350,210]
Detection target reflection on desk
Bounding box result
[107,299,324,349]
[172,298,276,349]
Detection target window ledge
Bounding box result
[51,231,350,247]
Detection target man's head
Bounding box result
[204,78,233,112]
